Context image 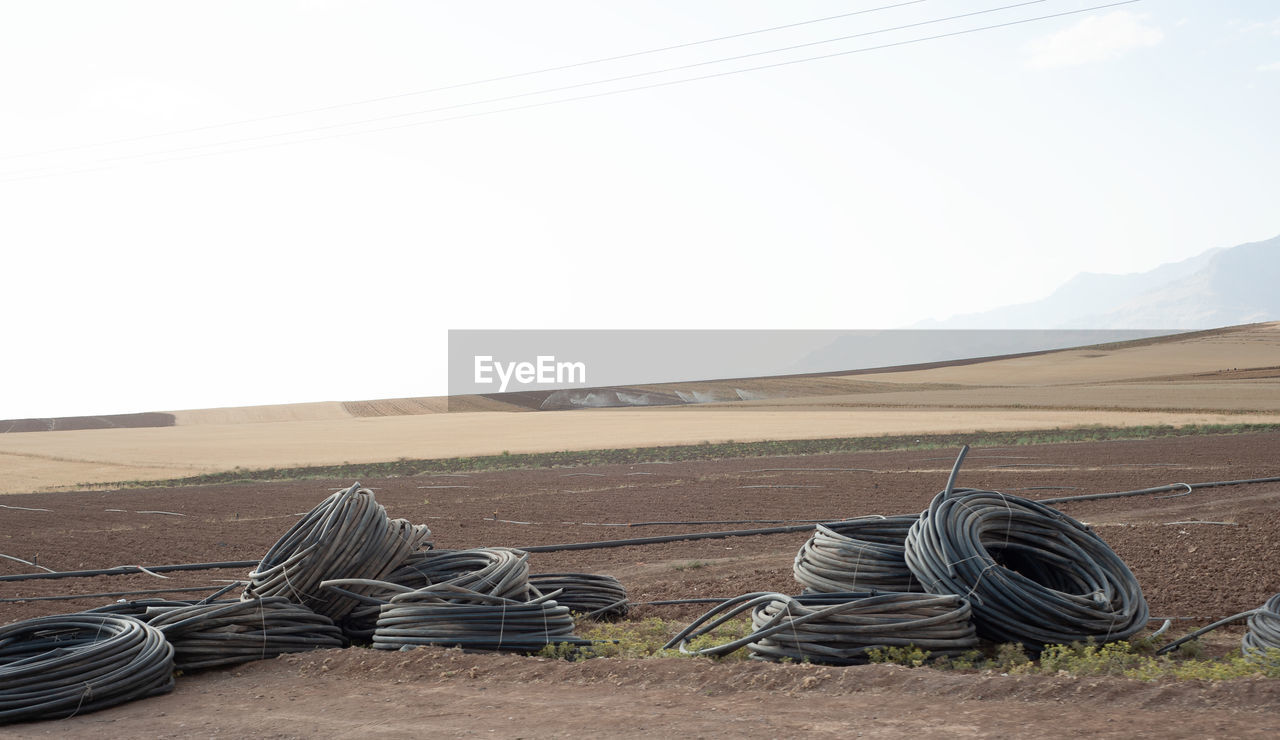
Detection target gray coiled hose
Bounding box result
[904,487,1148,650]
[1243,593,1280,657]
[322,579,592,653]
[664,591,977,665]
[145,597,347,670]
[793,516,922,594]
[336,548,532,641]
[0,614,174,724]
[243,482,432,622]
[527,573,629,618]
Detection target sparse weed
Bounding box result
[866,645,932,667]
[672,560,709,571]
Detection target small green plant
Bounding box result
[672,560,709,571]
[1175,638,1206,660]
[866,645,931,667]
[989,642,1031,672]
[1030,641,1149,677]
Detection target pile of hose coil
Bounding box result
[329,581,591,653]
[793,515,921,594]
[145,597,347,670]
[527,573,629,617]
[1243,593,1280,658]
[335,548,532,641]
[664,591,977,665]
[243,482,432,623]
[904,487,1148,650]
[0,614,174,723]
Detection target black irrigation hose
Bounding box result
[514,520,860,553]
[0,561,259,583]
[1038,476,1280,505]
[528,573,629,618]
[0,613,174,724]
[663,591,977,665]
[86,598,235,619]
[0,584,237,605]
[333,548,532,641]
[904,485,1148,650]
[1156,593,1280,658]
[793,516,922,594]
[244,482,432,622]
[146,597,348,671]
[1244,593,1280,658]
[333,583,592,653]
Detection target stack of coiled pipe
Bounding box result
[0,614,175,723]
[664,591,977,665]
[793,515,921,594]
[527,573,629,617]
[322,578,592,653]
[243,482,432,625]
[903,484,1148,650]
[336,548,532,641]
[145,597,347,670]
[1243,593,1280,657]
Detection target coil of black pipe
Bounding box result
[243,482,432,622]
[1243,593,1280,658]
[904,486,1148,650]
[322,580,592,653]
[528,573,629,618]
[793,516,921,594]
[664,591,977,665]
[337,548,531,641]
[0,613,174,724]
[145,597,348,670]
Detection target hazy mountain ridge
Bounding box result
[918,235,1279,330]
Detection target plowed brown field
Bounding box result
[3,433,1279,737]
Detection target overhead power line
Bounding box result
[0,0,931,161]
[0,0,1143,184]
[67,0,1056,167]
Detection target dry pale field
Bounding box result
[2,323,1278,495]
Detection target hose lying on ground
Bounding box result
[664,591,977,665]
[336,548,532,641]
[322,579,592,653]
[86,598,229,619]
[904,486,1148,650]
[793,516,921,594]
[0,613,174,724]
[1156,592,1280,657]
[528,573,629,618]
[243,482,432,622]
[1244,593,1280,658]
[145,597,347,670]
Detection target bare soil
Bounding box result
[3,433,1280,737]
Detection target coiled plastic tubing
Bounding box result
[904,486,1148,650]
[146,596,348,671]
[528,573,629,618]
[322,578,593,653]
[1243,593,1280,658]
[337,548,533,641]
[0,613,175,724]
[793,515,921,594]
[665,591,977,665]
[243,482,432,623]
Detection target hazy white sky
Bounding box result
[2,0,1277,418]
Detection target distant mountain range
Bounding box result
[917,234,1280,329]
